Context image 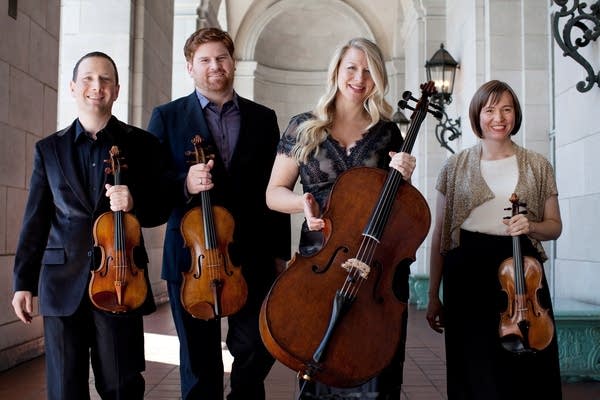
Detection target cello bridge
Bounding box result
[341,258,370,279]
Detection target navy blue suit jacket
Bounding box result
[13,117,170,316]
[147,93,291,285]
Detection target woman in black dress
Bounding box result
[266,37,417,399]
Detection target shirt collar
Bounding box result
[74,119,87,143]
[195,90,239,110]
[74,116,116,143]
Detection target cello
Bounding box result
[259,82,437,389]
[89,146,148,313]
[498,193,554,352]
[180,135,248,320]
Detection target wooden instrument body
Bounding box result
[260,166,431,387]
[89,211,147,312]
[498,254,554,351]
[180,202,248,320]
[498,193,554,352]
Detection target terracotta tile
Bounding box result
[0,303,598,399]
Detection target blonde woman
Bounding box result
[266,37,416,399]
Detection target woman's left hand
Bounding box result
[389,151,416,180]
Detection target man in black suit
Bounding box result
[147,28,290,400]
[11,51,170,400]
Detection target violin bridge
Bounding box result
[341,258,370,278]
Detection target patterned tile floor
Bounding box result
[1,302,598,399]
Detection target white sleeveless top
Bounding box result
[461,155,518,235]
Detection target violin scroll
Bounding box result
[185,135,215,166]
[104,146,128,176]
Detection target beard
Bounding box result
[198,72,234,93]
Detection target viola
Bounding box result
[89,146,148,313]
[259,82,437,390]
[498,193,554,352]
[180,135,248,320]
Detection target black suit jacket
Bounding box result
[147,92,291,286]
[13,117,170,316]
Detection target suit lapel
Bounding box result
[184,93,211,143]
[54,123,95,213]
[183,92,228,170]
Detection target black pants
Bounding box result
[43,298,145,400]
[168,272,275,400]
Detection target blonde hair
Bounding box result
[291,38,393,163]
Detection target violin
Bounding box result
[89,146,148,313]
[498,193,554,352]
[259,82,437,390]
[180,135,248,320]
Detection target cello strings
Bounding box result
[340,236,378,298]
[370,169,403,239]
[339,167,406,299]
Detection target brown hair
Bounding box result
[468,80,522,138]
[183,27,235,62]
[72,51,119,85]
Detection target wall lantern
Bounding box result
[392,109,410,138]
[425,43,461,153]
[552,0,600,93]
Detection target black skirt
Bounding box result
[442,229,562,400]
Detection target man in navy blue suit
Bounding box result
[12,51,171,400]
[147,28,291,400]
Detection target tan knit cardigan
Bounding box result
[436,141,558,261]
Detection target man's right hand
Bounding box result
[12,290,33,324]
[186,159,215,195]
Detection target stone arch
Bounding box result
[231,0,377,132]
[235,0,374,66]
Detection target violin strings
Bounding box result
[113,160,125,287]
[513,237,524,296]
[116,211,123,283]
[202,191,218,283]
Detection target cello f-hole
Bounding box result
[311,246,349,274]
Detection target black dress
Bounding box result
[278,113,409,399]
